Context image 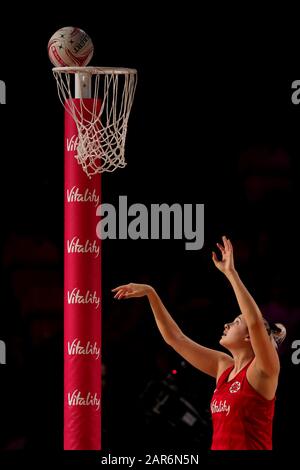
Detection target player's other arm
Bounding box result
[112,283,233,378]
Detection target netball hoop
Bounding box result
[53,66,137,177]
[52,65,137,451]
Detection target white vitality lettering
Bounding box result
[67,288,100,309]
[211,399,231,416]
[66,186,99,207]
[66,135,79,152]
[67,237,100,258]
[67,390,100,410]
[67,339,101,359]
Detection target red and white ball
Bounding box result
[48,27,94,67]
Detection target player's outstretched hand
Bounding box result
[212,235,236,276]
[112,283,152,299]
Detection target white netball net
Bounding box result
[52,67,137,178]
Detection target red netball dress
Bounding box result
[210,360,275,450]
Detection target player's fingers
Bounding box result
[111,285,129,292]
[217,243,225,253]
[212,251,218,264]
[222,235,229,250]
[114,289,126,299]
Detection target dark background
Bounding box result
[0,5,299,466]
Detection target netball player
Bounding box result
[112,236,286,449]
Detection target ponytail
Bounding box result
[263,318,287,349]
[271,323,286,348]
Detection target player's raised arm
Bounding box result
[212,236,281,377]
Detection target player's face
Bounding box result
[219,315,249,347]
